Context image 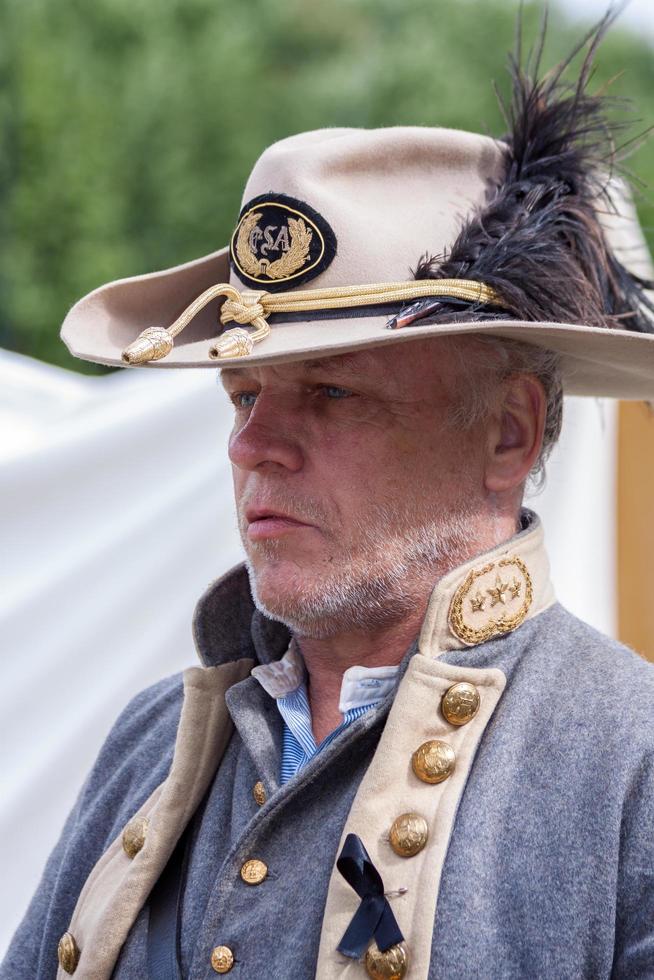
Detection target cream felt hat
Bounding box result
[60,37,654,397]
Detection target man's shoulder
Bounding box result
[529,602,654,731]
[548,602,653,675]
[98,670,186,758]
[77,671,187,829]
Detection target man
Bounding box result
[4,17,654,980]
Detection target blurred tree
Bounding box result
[0,0,652,372]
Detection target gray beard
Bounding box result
[244,503,474,640]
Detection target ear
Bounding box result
[483,375,547,494]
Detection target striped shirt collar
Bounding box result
[251,641,399,715]
[252,642,399,783]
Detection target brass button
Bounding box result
[252,780,266,806]
[211,945,235,973]
[389,812,429,857]
[122,816,148,858]
[365,940,409,979]
[441,681,480,726]
[240,858,268,885]
[412,739,455,784]
[57,932,80,975]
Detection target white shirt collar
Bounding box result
[251,642,399,715]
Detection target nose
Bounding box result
[228,393,304,473]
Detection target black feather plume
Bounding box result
[413,8,654,334]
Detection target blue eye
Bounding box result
[322,385,352,399]
[233,392,257,409]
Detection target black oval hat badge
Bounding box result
[230,192,337,292]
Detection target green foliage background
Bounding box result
[1,0,652,373]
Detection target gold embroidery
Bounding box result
[235,212,314,281]
[448,556,533,644]
[487,575,509,607]
[263,217,313,278]
[470,591,486,613]
[234,211,264,278]
[231,200,326,285]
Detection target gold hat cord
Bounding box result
[121,278,503,364]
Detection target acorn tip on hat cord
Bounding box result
[120,278,505,364]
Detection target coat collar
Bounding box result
[192,508,555,668]
[192,564,290,668]
[419,506,555,657]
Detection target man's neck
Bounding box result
[295,510,522,745]
[296,603,429,746]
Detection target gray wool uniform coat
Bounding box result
[3,511,654,980]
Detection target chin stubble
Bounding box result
[243,499,475,639]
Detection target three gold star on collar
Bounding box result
[488,575,522,608]
[470,575,522,613]
[449,557,533,645]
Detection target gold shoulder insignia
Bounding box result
[448,556,533,645]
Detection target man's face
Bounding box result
[222,337,490,638]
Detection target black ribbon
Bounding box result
[336,833,404,959]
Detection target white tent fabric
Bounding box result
[0,347,616,955]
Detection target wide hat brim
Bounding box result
[61,242,654,399]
